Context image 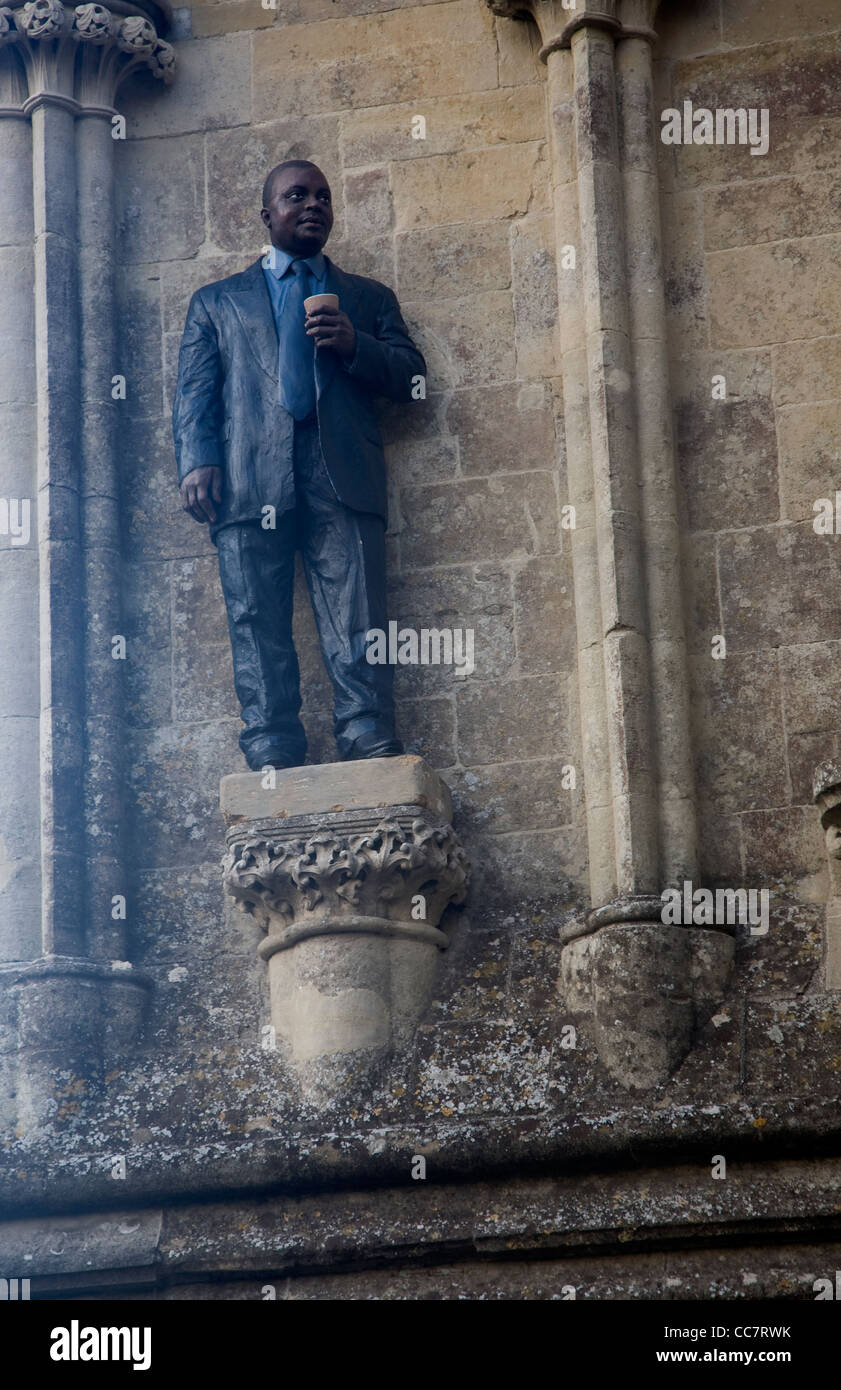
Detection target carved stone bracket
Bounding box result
[221,759,470,1103]
[224,816,469,959]
[561,914,734,1089]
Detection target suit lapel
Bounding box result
[224,259,278,382]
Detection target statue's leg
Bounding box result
[214,516,307,769]
[294,425,399,760]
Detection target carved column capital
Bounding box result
[0,1,175,111]
[485,0,620,58]
[484,0,658,59]
[224,815,469,961]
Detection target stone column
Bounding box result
[0,28,39,964]
[615,3,697,889]
[222,758,469,1107]
[486,0,727,1084]
[0,1,175,1128]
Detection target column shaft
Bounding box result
[76,112,126,961]
[616,33,698,886]
[32,99,86,956]
[545,49,617,905]
[571,24,658,898]
[0,107,40,961]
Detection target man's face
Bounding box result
[260,166,334,257]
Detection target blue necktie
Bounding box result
[277,259,316,420]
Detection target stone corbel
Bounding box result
[221,758,469,1104]
[560,902,734,1090]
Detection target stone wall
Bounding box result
[3,0,841,1301]
[658,0,841,897]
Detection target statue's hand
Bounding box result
[305,306,356,361]
[180,466,223,524]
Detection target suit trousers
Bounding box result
[214,416,395,767]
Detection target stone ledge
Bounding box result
[220,754,453,825]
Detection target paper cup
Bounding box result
[304,293,339,314]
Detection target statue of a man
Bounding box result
[172,159,426,770]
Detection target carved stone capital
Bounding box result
[0,0,175,110]
[484,0,656,60]
[485,0,615,51]
[224,816,469,959]
[221,758,470,1105]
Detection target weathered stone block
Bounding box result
[116,267,164,420]
[402,289,515,387]
[395,696,456,767]
[450,759,573,834]
[252,0,497,119]
[675,386,778,533]
[128,719,241,869]
[401,473,559,568]
[709,236,841,348]
[457,674,567,765]
[387,563,514,696]
[740,806,825,887]
[744,996,841,1096]
[0,248,35,409]
[427,924,511,1024]
[122,35,251,138]
[392,144,547,232]
[511,212,559,380]
[191,0,273,37]
[341,86,545,168]
[773,335,841,408]
[395,220,510,299]
[445,381,555,477]
[116,137,206,264]
[172,556,237,723]
[122,418,212,563]
[734,897,823,996]
[690,651,788,814]
[705,171,841,251]
[718,524,841,649]
[122,560,172,729]
[513,554,575,675]
[778,400,841,524]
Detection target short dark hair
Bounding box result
[262,160,322,209]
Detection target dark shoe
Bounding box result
[343,732,404,761]
[244,742,303,772]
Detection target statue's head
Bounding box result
[260,161,333,258]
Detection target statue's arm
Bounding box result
[172,291,225,484]
[343,285,426,402]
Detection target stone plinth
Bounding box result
[221,756,469,1103]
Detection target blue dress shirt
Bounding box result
[262,246,359,386]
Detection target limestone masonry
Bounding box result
[1,0,841,1302]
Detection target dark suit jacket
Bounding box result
[172,256,426,530]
